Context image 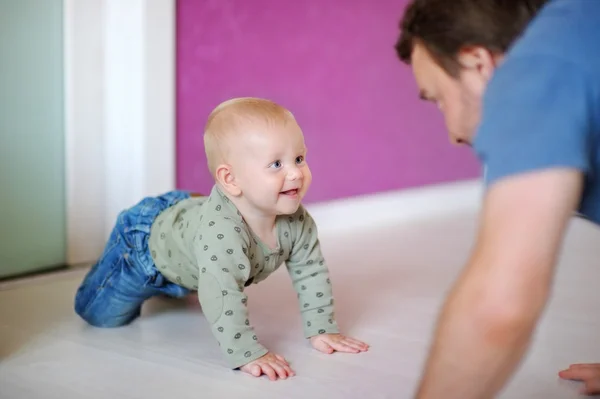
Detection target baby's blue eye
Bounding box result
[271,160,282,168]
[295,156,304,164]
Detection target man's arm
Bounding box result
[415,167,583,398]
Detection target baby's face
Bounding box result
[231,120,311,216]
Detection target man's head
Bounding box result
[204,97,312,217]
[395,0,548,144]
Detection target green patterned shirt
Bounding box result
[148,185,338,368]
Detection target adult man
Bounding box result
[395,0,600,397]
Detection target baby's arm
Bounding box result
[192,217,267,369]
[286,209,339,336]
[286,208,369,354]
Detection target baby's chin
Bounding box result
[274,200,302,216]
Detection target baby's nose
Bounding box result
[287,167,302,180]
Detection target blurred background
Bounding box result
[0,0,479,280]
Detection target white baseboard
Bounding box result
[306,179,483,234]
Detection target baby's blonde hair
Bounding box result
[203,97,295,176]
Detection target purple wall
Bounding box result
[176,0,480,203]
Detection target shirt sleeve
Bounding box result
[473,54,595,188]
[285,208,339,338]
[193,216,268,369]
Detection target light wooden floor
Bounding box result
[1,209,599,398]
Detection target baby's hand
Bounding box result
[239,352,295,381]
[310,333,369,354]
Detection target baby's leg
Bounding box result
[74,221,153,328]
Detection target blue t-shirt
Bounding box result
[473,0,600,224]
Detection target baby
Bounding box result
[74,97,368,380]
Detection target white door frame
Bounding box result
[63,0,176,265]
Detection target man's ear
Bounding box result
[457,46,498,82]
[215,163,241,196]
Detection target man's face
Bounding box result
[410,42,497,145]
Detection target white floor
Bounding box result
[1,205,599,398]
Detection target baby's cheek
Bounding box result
[302,169,312,188]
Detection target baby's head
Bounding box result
[204,97,312,216]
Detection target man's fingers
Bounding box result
[560,367,600,381]
[582,379,600,395]
[558,364,600,395]
[568,363,600,370]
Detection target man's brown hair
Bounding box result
[395,0,549,77]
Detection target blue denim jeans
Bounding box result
[74,190,192,327]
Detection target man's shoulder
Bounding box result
[508,0,600,71]
[481,0,600,120]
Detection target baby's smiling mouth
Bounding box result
[280,189,299,196]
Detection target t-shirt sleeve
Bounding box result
[285,208,339,338]
[473,55,595,188]
[192,217,268,369]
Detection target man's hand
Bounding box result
[559,364,600,395]
[310,333,369,354]
[239,352,295,381]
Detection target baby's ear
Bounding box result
[215,163,241,196]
